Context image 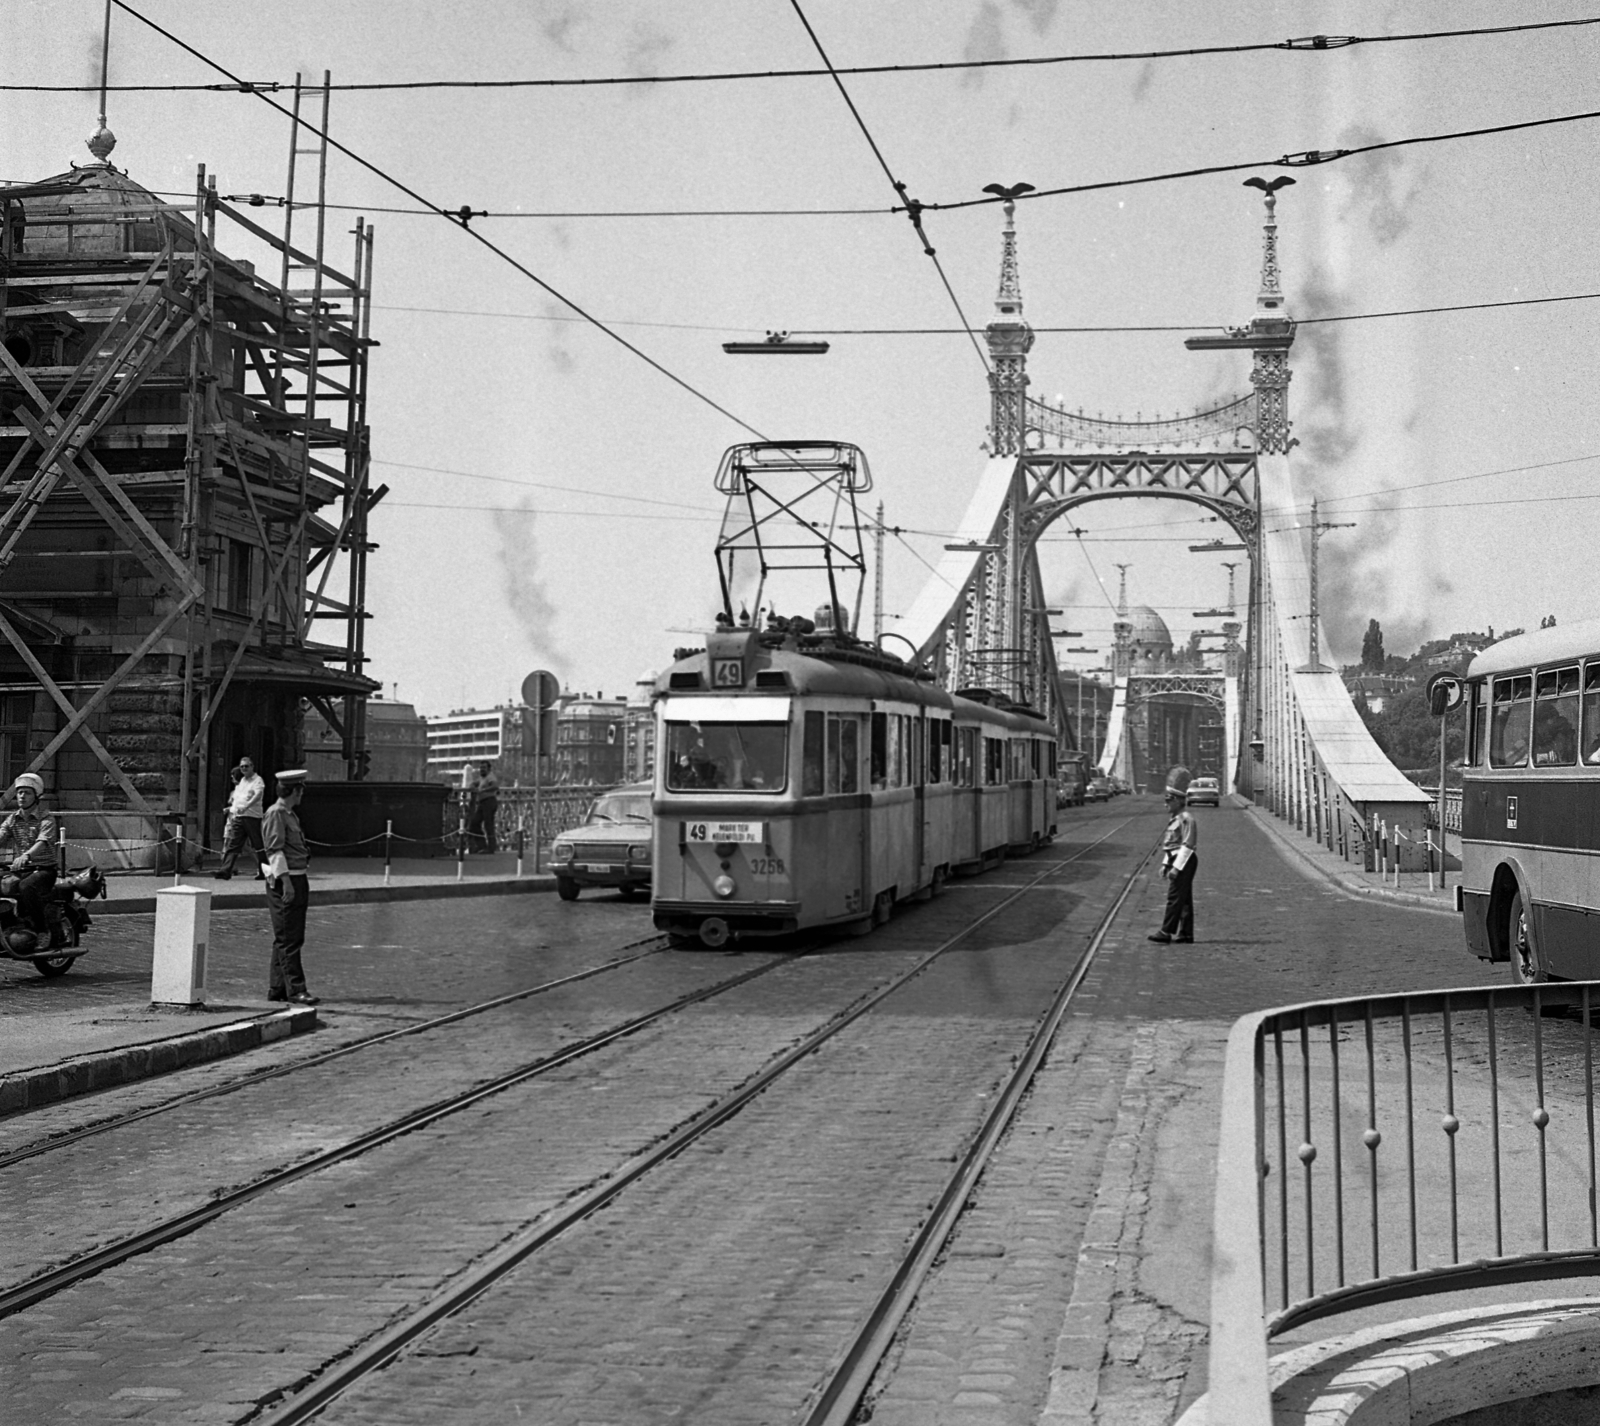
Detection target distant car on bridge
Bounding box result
[1186,776,1221,808]
[1085,775,1114,802]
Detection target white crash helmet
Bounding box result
[13,773,43,797]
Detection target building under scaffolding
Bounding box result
[0,94,378,865]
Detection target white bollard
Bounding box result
[151,885,211,1007]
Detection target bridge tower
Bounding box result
[890,182,1432,869]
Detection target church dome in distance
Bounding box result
[1125,605,1173,655]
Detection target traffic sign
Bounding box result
[520,669,560,709]
[1426,672,1465,716]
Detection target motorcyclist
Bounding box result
[0,772,59,934]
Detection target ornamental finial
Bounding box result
[981,182,1035,321]
[84,0,117,165]
[86,122,117,164]
[1242,176,1296,315]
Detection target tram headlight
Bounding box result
[713,874,736,899]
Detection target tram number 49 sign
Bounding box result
[712,658,744,687]
[685,821,763,844]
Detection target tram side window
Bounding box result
[1585,663,1600,765]
[887,715,903,789]
[803,712,824,795]
[870,712,887,790]
[1489,675,1533,768]
[928,720,943,783]
[956,726,974,787]
[834,715,859,794]
[985,736,1005,785]
[1533,666,1580,766]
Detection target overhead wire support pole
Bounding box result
[1297,497,1356,672]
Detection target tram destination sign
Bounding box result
[684,821,764,844]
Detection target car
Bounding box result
[1085,776,1114,802]
[550,781,654,901]
[1186,775,1221,808]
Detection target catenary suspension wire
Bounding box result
[785,0,991,374]
[108,2,776,450]
[8,15,1596,91]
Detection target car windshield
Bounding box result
[665,721,788,793]
[589,794,651,824]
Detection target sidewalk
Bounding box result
[0,854,557,1116]
[1229,794,1460,916]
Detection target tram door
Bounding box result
[914,714,930,886]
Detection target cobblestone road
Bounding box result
[0,801,1504,1424]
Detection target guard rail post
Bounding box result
[515,826,525,879]
[456,814,466,883]
[383,819,392,888]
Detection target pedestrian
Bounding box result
[262,768,318,1005]
[467,760,499,853]
[1148,765,1198,945]
[214,756,267,880]
[0,772,59,935]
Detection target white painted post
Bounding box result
[151,885,211,1007]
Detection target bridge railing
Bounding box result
[1204,982,1600,1424]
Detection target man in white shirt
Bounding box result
[215,756,268,880]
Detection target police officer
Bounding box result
[262,768,317,1004]
[1149,765,1198,944]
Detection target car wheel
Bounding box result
[556,877,580,902]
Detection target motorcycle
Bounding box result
[0,865,106,977]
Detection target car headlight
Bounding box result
[555,843,575,861]
[629,844,650,860]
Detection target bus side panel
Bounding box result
[1461,889,1494,960]
[1537,904,1600,980]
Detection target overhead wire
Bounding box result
[8,15,1595,91]
[368,457,725,514]
[785,0,991,374]
[108,1,777,451]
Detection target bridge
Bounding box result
[889,185,1429,862]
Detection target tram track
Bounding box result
[0,933,673,1172]
[247,816,1145,1426]
[0,943,789,1320]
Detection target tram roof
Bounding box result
[1468,615,1600,678]
[658,641,1049,728]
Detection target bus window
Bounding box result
[1489,675,1533,768]
[803,712,824,795]
[1533,666,1580,766]
[1585,663,1600,765]
[1469,680,1487,766]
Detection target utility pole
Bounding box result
[873,501,885,642]
[1298,497,1355,673]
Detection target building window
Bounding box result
[228,539,254,613]
[0,694,30,786]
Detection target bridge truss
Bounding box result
[890,189,1428,865]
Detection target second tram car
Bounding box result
[652,613,1057,948]
[1460,615,1600,979]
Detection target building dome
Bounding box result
[1125,605,1173,654]
[12,164,194,262]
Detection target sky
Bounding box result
[5,1,1600,718]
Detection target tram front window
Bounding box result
[666,721,788,792]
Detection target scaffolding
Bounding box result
[0,79,377,864]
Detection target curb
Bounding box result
[0,1004,318,1115]
[92,874,558,917]
[1239,800,1457,917]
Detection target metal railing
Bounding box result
[1207,982,1600,1425]
[444,785,620,850]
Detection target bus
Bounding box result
[1460,616,1600,980]
[1058,749,1089,808]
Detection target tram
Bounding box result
[651,610,1058,948]
[1459,615,1600,979]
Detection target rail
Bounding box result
[1205,981,1600,1425]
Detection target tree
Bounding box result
[1361,618,1385,672]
